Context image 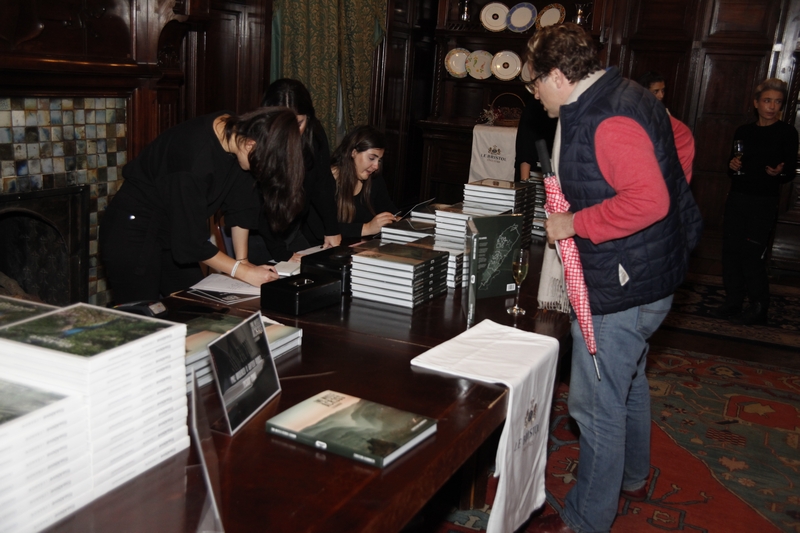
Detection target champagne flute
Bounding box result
[733,139,744,176]
[507,248,530,316]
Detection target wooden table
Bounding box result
[45,241,569,533]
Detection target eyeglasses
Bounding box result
[525,71,547,94]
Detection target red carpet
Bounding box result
[433,348,799,533]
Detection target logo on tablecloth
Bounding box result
[481,145,507,162]
[514,397,542,451]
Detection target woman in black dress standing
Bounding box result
[100,107,305,304]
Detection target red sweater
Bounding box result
[572,115,694,244]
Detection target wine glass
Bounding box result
[507,248,530,316]
[733,139,745,176]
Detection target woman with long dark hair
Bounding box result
[312,125,397,239]
[100,107,305,304]
[251,79,342,262]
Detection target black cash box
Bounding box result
[300,245,357,295]
[261,272,342,315]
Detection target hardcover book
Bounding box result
[0,296,56,327]
[465,215,524,325]
[266,390,437,467]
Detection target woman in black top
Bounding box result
[251,79,342,262]
[100,107,304,304]
[716,78,799,324]
[304,126,397,241]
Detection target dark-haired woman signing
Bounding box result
[101,107,305,304]
[303,125,398,242]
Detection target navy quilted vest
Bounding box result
[558,68,703,315]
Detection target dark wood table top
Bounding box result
[45,240,569,533]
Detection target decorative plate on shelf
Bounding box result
[520,60,532,82]
[506,3,537,33]
[480,2,509,32]
[445,48,470,78]
[491,51,522,81]
[465,50,494,79]
[535,3,566,30]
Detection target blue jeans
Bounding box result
[561,295,673,533]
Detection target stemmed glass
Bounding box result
[733,139,745,176]
[507,248,530,316]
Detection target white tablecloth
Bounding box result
[468,125,518,183]
[410,319,559,533]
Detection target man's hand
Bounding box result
[766,162,784,176]
[323,234,342,248]
[729,157,742,172]
[545,212,576,244]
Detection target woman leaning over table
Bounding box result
[303,125,398,242]
[100,107,305,304]
[715,78,799,325]
[250,79,342,263]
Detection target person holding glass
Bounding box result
[715,78,799,325]
[302,125,398,240]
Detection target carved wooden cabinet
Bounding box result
[418,0,612,204]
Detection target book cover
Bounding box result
[0,303,178,359]
[465,215,524,325]
[0,296,57,328]
[207,312,281,435]
[266,390,437,468]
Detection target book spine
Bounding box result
[266,424,384,467]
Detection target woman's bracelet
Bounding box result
[230,260,243,279]
[236,257,248,262]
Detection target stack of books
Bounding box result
[462,179,539,247]
[380,218,436,244]
[406,236,464,289]
[350,243,449,308]
[0,303,190,504]
[0,377,90,532]
[526,172,547,240]
[434,203,473,249]
[185,314,302,393]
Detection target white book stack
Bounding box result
[406,236,465,289]
[350,243,449,308]
[0,303,190,504]
[184,314,302,393]
[434,203,473,248]
[0,377,90,533]
[380,218,437,244]
[462,179,539,247]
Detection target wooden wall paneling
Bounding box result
[702,0,783,42]
[242,1,269,111]
[204,6,242,114]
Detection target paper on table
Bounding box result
[295,245,327,257]
[190,273,261,295]
[275,261,301,277]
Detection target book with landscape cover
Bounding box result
[352,243,449,273]
[464,215,524,324]
[0,296,57,327]
[266,390,437,467]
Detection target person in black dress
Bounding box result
[100,107,305,304]
[715,78,799,324]
[303,125,397,241]
[250,79,342,263]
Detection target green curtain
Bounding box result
[274,0,385,144]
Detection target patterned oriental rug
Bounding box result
[436,348,800,533]
[663,274,800,349]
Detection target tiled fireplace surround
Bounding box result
[0,96,127,307]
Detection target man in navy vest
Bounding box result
[524,23,703,533]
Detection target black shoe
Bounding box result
[712,302,742,319]
[737,303,768,325]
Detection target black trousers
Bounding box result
[100,186,204,304]
[720,191,777,307]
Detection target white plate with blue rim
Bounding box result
[506,3,537,33]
